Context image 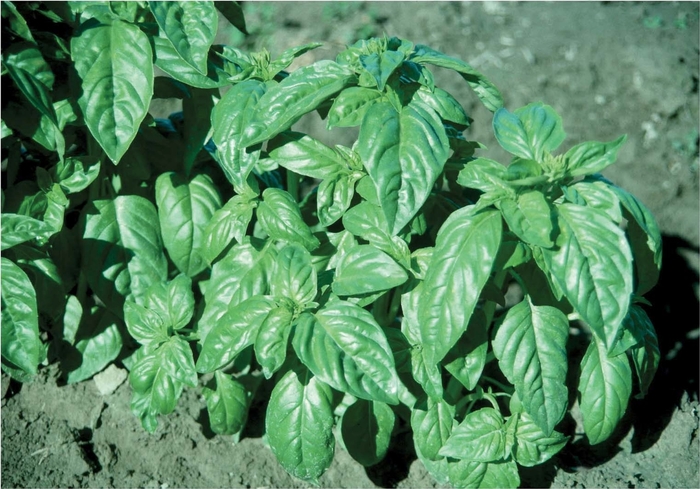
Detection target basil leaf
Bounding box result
[292,301,400,404]
[494,103,565,162]
[143,274,195,331]
[65,307,123,384]
[513,412,568,467]
[317,171,359,227]
[201,195,255,265]
[150,1,217,75]
[2,42,56,123]
[257,188,320,251]
[266,366,335,484]
[340,399,395,467]
[332,245,408,297]
[52,156,101,195]
[254,305,295,379]
[624,305,659,398]
[359,50,404,90]
[411,396,455,461]
[541,203,633,351]
[270,244,317,306]
[1,257,41,378]
[493,297,569,435]
[357,101,450,235]
[327,87,384,128]
[267,131,346,180]
[418,207,502,365]
[478,460,521,488]
[1,213,53,251]
[413,85,471,127]
[72,19,153,163]
[124,300,169,348]
[156,172,221,277]
[154,37,228,89]
[565,136,626,177]
[442,310,488,391]
[82,196,168,312]
[497,190,555,248]
[439,408,506,463]
[203,370,249,436]
[578,337,632,445]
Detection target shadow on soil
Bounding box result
[521,233,700,488]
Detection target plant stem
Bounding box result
[287,169,300,203]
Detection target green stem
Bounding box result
[287,169,300,203]
[481,375,514,394]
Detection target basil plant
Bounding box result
[1,2,661,487]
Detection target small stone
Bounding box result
[93,365,127,396]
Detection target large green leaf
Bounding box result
[211,79,267,193]
[359,50,405,90]
[82,196,168,312]
[357,100,450,235]
[200,194,256,265]
[292,301,400,404]
[155,172,222,277]
[265,366,335,484]
[513,412,568,467]
[143,274,195,332]
[267,131,346,180]
[202,370,249,436]
[153,36,228,89]
[270,244,317,306]
[411,396,455,461]
[413,85,471,127]
[493,298,569,435]
[497,190,555,248]
[150,1,217,75]
[332,245,408,297]
[244,60,357,147]
[317,171,360,227]
[492,103,565,161]
[418,207,502,365]
[2,42,56,124]
[410,44,503,112]
[578,337,632,445]
[1,258,41,378]
[340,399,395,467]
[257,188,320,251]
[124,300,169,348]
[65,307,123,384]
[254,305,295,379]
[541,203,633,351]
[71,18,154,163]
[1,214,53,251]
[439,408,506,463]
[327,87,384,128]
[196,295,276,373]
[565,136,627,177]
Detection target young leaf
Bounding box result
[202,370,249,436]
[201,195,256,265]
[244,60,357,147]
[157,335,198,388]
[257,188,320,251]
[196,295,276,373]
[540,203,633,351]
[317,171,360,227]
[340,399,395,467]
[493,297,569,435]
[144,274,195,331]
[124,300,169,349]
[357,100,450,235]
[410,44,503,112]
[359,50,404,90]
[266,366,335,484]
[439,408,506,463]
[495,103,565,162]
[513,412,569,467]
[71,18,154,163]
[270,244,317,306]
[327,87,384,128]
[332,245,408,297]
[266,131,346,180]
[51,157,101,195]
[156,172,222,277]
[153,36,228,89]
[150,1,218,75]
[82,196,168,313]
[211,79,267,193]
[578,337,632,445]
[1,214,53,251]
[292,301,400,404]
[418,207,502,365]
[254,305,295,379]
[565,136,627,177]
[1,258,41,378]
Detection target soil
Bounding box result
[2,2,699,488]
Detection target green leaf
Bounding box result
[211,79,267,192]
[202,370,249,436]
[66,308,123,383]
[357,101,450,235]
[182,87,217,175]
[513,412,568,467]
[153,37,228,89]
[143,274,195,331]
[52,157,101,195]
[442,310,488,391]
[270,244,317,306]
[624,305,659,398]
[82,196,168,313]
[478,460,521,489]
[266,366,335,484]
[199,242,276,341]
[411,396,455,461]
[567,177,623,224]
[332,244,408,297]
[156,172,222,277]
[254,305,295,379]
[1,258,41,377]
[418,207,502,365]
[456,157,511,195]
[410,44,503,112]
[268,43,323,77]
[439,408,506,463]
[244,60,356,147]
[150,1,218,75]
[292,301,400,404]
[196,295,276,373]
[565,136,627,177]
[257,188,320,251]
[341,399,395,467]
[2,42,56,123]
[215,1,247,34]
[578,337,632,444]
[317,171,360,227]
[497,190,555,248]
[413,85,471,127]
[124,300,169,347]
[71,19,154,163]
[327,87,384,128]
[493,297,569,435]
[1,214,53,251]
[540,203,633,351]
[359,50,404,90]
[158,335,198,387]
[201,195,256,265]
[267,131,346,180]
[496,103,566,162]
